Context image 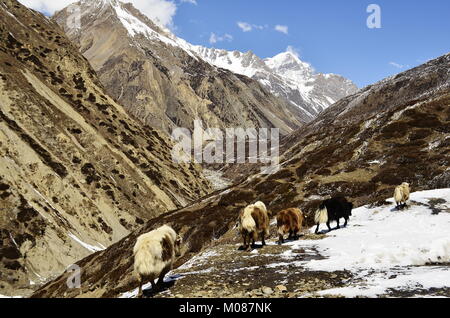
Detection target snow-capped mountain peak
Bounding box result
[265,51,314,81]
[62,0,358,122]
[190,46,358,120]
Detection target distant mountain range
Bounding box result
[194,47,358,121]
[54,0,357,131]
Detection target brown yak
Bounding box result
[277,208,304,244]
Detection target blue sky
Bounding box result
[173,0,450,88]
[20,0,450,88]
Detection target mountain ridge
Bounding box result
[0,0,211,297]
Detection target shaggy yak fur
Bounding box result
[394,182,410,209]
[277,208,304,244]
[315,197,353,234]
[133,225,182,297]
[239,201,270,251]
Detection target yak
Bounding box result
[133,225,182,297]
[239,201,270,251]
[277,208,304,244]
[394,182,410,209]
[314,197,353,234]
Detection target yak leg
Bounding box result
[243,234,247,250]
[336,219,340,229]
[326,221,332,232]
[244,235,252,252]
[344,217,348,227]
[278,234,284,245]
[261,232,266,246]
[246,234,254,251]
[251,237,256,248]
[157,268,169,287]
[291,229,298,240]
[151,279,157,290]
[315,224,320,234]
[137,275,143,298]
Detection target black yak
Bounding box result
[314,197,353,234]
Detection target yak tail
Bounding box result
[241,214,256,233]
[314,207,328,224]
[394,187,403,204]
[134,244,157,277]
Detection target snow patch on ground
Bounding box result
[68,233,106,253]
[0,294,22,298]
[177,250,220,270]
[294,189,450,271]
[316,266,450,297]
[291,188,450,297]
[203,169,232,191]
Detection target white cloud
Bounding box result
[275,24,289,35]
[237,22,252,32]
[286,45,300,58]
[389,62,404,69]
[237,21,266,32]
[209,32,233,45]
[17,0,197,28]
[18,0,77,14]
[132,0,177,27]
[180,0,197,5]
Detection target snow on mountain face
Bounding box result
[192,48,359,121]
[65,0,357,123]
[63,0,194,55]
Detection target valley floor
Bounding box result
[121,189,450,298]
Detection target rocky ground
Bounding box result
[123,240,449,298]
[122,234,353,299]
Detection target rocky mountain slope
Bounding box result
[195,47,358,122]
[53,0,305,134]
[0,0,211,297]
[33,53,449,298]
